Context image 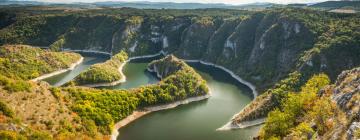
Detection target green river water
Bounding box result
[43,56,261,140]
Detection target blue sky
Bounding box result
[28,0,331,5]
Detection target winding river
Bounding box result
[43,56,261,140]
[43,56,108,86]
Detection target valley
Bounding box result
[0,2,359,140]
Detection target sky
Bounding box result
[24,0,332,5]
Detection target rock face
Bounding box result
[348,122,360,140]
[333,67,360,120]
[1,8,359,133]
[147,55,184,79]
[1,9,359,92]
[331,67,360,140]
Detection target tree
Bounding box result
[262,109,294,138]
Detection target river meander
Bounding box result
[43,56,261,140]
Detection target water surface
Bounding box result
[43,56,261,140]
[105,62,158,89]
[43,56,107,86]
[117,62,261,140]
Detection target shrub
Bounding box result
[82,119,97,137]
[29,131,52,140]
[0,130,25,140]
[355,128,360,139]
[4,80,32,92]
[290,122,314,139]
[0,101,14,118]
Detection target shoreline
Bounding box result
[183,60,258,97]
[81,51,165,88]
[30,56,84,82]
[79,61,127,87]
[63,49,112,56]
[47,50,259,134]
[182,59,260,131]
[216,118,265,131]
[217,97,267,130]
[110,93,211,140]
[110,52,260,139]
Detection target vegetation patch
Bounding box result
[67,55,209,134]
[71,51,128,85]
[259,74,347,139]
[0,45,81,80]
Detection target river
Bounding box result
[42,56,108,86]
[42,56,261,140]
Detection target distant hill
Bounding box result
[0,0,48,5]
[0,0,276,10]
[309,1,360,9]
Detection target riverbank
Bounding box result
[216,97,266,131]
[30,56,84,82]
[216,117,265,131]
[115,53,260,131]
[79,61,127,87]
[110,93,211,140]
[184,60,258,97]
[81,51,165,88]
[63,49,112,56]
[183,59,261,131]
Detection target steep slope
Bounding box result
[70,51,128,86]
[332,67,360,139]
[1,8,358,92]
[257,67,359,140]
[0,45,82,80]
[0,46,209,139]
[0,7,359,138]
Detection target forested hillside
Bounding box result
[0,45,81,80]
[0,46,209,139]
[0,7,358,91]
[258,67,359,139]
[0,6,359,140]
[70,51,128,86]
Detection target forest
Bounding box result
[71,51,128,85]
[0,47,209,139]
[0,4,359,140]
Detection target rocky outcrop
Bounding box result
[333,67,360,120]
[331,67,360,140]
[2,9,357,91]
[348,122,360,140]
[1,8,359,135]
[147,55,185,79]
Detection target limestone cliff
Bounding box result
[332,67,360,139]
[0,8,359,131]
[147,55,185,79]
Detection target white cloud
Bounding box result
[35,0,332,5]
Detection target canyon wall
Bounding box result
[2,9,358,92]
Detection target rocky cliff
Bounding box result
[1,7,359,133]
[147,55,185,79]
[1,8,358,92]
[332,67,360,139]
